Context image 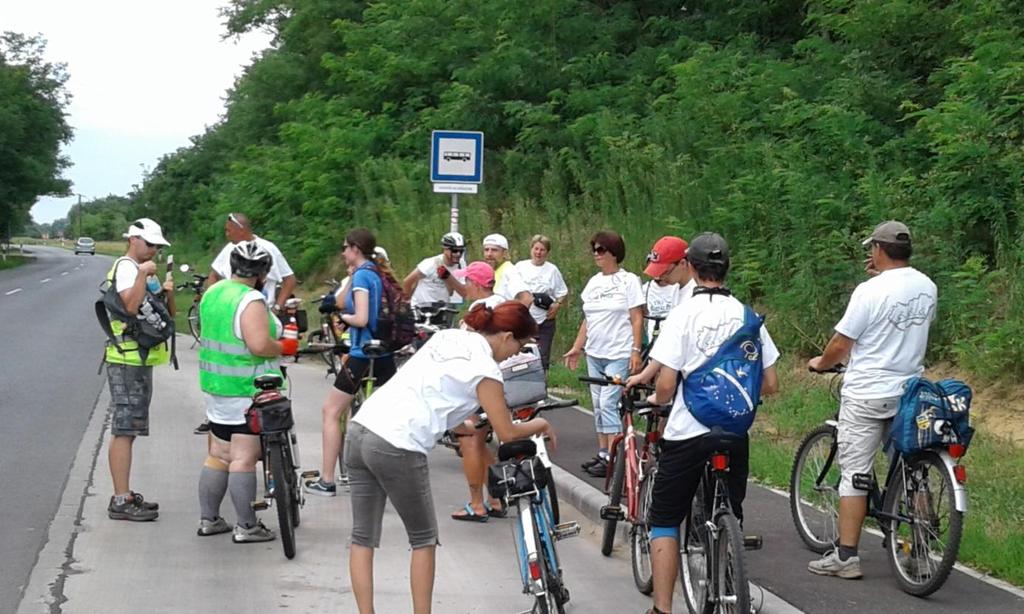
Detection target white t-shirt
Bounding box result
[411,253,466,307]
[460,294,506,329]
[113,257,156,295]
[642,279,695,337]
[580,270,645,360]
[203,290,283,424]
[515,260,569,324]
[835,267,937,400]
[211,235,295,304]
[352,329,503,454]
[494,261,531,302]
[651,292,780,441]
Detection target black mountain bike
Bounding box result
[175,264,206,343]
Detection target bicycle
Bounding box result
[641,313,667,364]
[480,400,580,614]
[175,264,207,343]
[790,365,968,596]
[578,375,667,595]
[679,427,754,614]
[393,301,460,369]
[306,279,344,374]
[246,369,318,560]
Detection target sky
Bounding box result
[0,0,272,223]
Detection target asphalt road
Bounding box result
[0,246,112,614]
[544,401,1024,613]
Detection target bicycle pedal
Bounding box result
[250,500,269,511]
[743,535,763,551]
[301,470,320,480]
[599,505,625,521]
[553,522,581,541]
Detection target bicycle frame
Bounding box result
[605,412,660,522]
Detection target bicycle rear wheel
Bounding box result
[714,511,750,614]
[269,441,297,559]
[601,439,626,556]
[631,469,656,595]
[543,477,560,526]
[187,303,201,342]
[681,482,710,614]
[883,452,963,596]
[307,328,340,374]
[790,424,841,553]
[535,511,567,614]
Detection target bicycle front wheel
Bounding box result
[681,483,710,614]
[631,470,655,595]
[187,302,201,342]
[269,441,297,559]
[883,452,963,597]
[790,424,841,553]
[714,511,750,614]
[601,439,626,556]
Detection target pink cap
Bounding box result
[453,261,495,288]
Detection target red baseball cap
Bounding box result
[644,236,688,277]
[453,261,495,288]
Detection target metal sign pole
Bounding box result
[450,193,459,233]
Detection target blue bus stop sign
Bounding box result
[431,130,484,184]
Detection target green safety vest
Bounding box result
[104,258,170,367]
[198,280,282,397]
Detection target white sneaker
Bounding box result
[196,516,231,536]
[232,521,275,543]
[808,550,862,579]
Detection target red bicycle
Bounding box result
[579,375,667,595]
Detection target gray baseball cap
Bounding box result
[862,220,911,246]
[686,232,729,266]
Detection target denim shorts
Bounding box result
[586,355,629,434]
[345,422,438,549]
[106,363,153,437]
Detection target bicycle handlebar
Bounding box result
[578,375,655,393]
[474,398,579,430]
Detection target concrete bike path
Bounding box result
[18,340,656,614]
[543,404,1024,613]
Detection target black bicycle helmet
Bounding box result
[230,240,273,279]
[441,231,466,250]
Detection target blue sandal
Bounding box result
[451,503,489,522]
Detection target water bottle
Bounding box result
[281,317,299,356]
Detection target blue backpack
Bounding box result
[890,377,974,454]
[683,305,765,435]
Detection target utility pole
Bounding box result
[77,194,82,238]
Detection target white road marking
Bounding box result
[40,278,51,284]
[5,288,22,296]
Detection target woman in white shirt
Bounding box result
[514,234,569,370]
[345,302,555,614]
[563,230,645,478]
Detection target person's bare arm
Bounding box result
[515,290,533,308]
[762,365,779,396]
[274,274,298,308]
[562,320,588,370]
[341,290,370,328]
[118,260,157,315]
[807,332,854,372]
[651,364,677,406]
[239,301,283,357]
[628,306,644,373]
[402,268,424,298]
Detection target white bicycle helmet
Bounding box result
[441,231,465,250]
[230,240,273,278]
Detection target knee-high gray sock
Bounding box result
[228,471,258,528]
[198,465,228,520]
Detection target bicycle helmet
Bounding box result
[441,231,465,250]
[229,240,273,279]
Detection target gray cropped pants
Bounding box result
[345,422,438,549]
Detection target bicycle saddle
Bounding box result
[707,426,746,450]
[498,439,537,461]
[254,374,284,390]
[361,340,388,358]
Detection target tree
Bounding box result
[0,32,72,240]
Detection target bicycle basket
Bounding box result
[501,350,546,408]
[487,456,548,501]
[245,391,294,434]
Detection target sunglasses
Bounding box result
[448,248,465,254]
[592,245,608,255]
[228,213,245,229]
[144,240,159,249]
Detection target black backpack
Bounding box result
[95,258,178,369]
[370,267,416,352]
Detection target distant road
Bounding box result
[0,247,110,614]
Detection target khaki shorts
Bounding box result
[837,395,900,497]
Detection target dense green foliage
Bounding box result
[0,33,71,239]
[29,195,139,240]
[136,0,1024,378]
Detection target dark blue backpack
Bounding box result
[683,305,765,435]
[890,377,974,454]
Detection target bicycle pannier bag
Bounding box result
[682,305,765,435]
[501,347,547,408]
[890,377,973,454]
[487,457,548,501]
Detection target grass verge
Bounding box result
[752,356,1024,587]
[0,254,30,271]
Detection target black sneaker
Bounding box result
[580,455,602,470]
[108,497,159,521]
[194,421,211,435]
[585,458,608,478]
[130,491,159,511]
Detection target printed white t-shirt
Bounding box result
[642,279,695,337]
[494,261,531,302]
[835,267,937,400]
[352,329,503,454]
[411,253,465,307]
[460,294,506,329]
[580,270,645,360]
[651,292,780,441]
[515,260,569,324]
[211,235,294,304]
